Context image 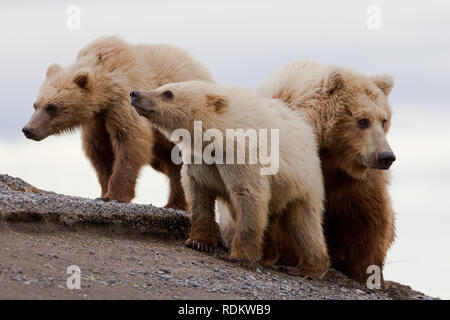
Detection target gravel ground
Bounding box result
[0,174,435,300]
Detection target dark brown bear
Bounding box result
[258,61,396,283]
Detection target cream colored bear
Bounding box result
[131,81,329,277]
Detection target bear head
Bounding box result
[22,64,98,140]
[320,68,395,179]
[22,36,130,141]
[130,81,228,134]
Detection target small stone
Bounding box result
[158,268,170,274]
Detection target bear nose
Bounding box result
[130,91,141,105]
[130,91,140,98]
[22,126,35,139]
[377,151,396,169]
[130,91,141,98]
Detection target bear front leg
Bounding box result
[165,163,188,210]
[181,165,218,253]
[102,112,152,203]
[227,181,270,263]
[103,143,145,203]
[336,241,386,285]
[81,123,114,198]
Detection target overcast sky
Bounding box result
[1,0,450,298]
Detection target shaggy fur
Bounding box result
[131,81,329,277]
[258,61,396,283]
[23,36,213,206]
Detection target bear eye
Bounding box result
[162,90,173,100]
[358,118,370,129]
[382,119,387,128]
[45,104,58,115]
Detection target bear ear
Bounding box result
[371,74,394,96]
[73,68,93,89]
[206,94,229,113]
[46,64,62,78]
[323,69,344,95]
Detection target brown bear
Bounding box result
[258,61,396,283]
[130,81,329,277]
[22,36,213,207]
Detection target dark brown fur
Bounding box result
[321,149,395,283]
[259,61,396,283]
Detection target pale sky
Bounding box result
[1,0,450,298]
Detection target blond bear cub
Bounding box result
[131,81,329,277]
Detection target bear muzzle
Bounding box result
[130,90,156,117]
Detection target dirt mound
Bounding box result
[0,174,434,300]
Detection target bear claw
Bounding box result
[185,239,215,253]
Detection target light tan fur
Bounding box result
[258,61,396,283]
[23,36,213,205]
[131,81,329,277]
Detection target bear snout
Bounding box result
[376,151,396,169]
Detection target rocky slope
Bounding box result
[0,174,434,300]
